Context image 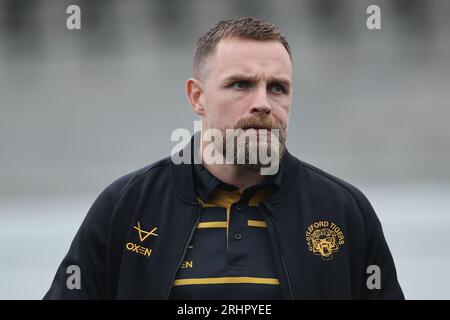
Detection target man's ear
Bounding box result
[186,78,205,116]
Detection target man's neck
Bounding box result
[202,161,266,192]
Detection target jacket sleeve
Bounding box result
[43,187,113,299]
[356,192,405,299]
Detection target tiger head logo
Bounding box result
[306,221,345,261]
[310,228,338,260]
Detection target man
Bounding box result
[44,17,404,299]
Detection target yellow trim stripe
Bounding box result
[196,221,267,228]
[173,277,280,286]
[197,221,228,229]
[226,206,231,251]
[248,220,267,228]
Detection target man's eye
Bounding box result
[231,81,249,89]
[270,83,285,93]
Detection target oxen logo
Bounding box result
[125,222,158,257]
[133,222,158,242]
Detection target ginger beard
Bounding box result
[206,116,287,173]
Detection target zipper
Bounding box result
[261,202,294,299]
[165,206,201,299]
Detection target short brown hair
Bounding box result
[193,17,292,79]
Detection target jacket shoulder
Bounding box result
[298,159,388,248]
[105,156,172,202]
[298,159,372,211]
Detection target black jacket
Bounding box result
[44,138,404,299]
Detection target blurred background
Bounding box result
[0,0,449,299]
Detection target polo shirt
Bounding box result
[169,162,283,299]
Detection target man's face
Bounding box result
[194,37,293,170]
[202,37,292,134]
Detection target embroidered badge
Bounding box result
[306,220,345,261]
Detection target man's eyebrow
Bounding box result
[220,74,257,84]
[221,74,291,87]
[269,77,291,88]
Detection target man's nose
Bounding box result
[250,85,272,115]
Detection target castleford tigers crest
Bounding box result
[305,221,345,261]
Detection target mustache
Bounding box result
[234,117,282,131]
